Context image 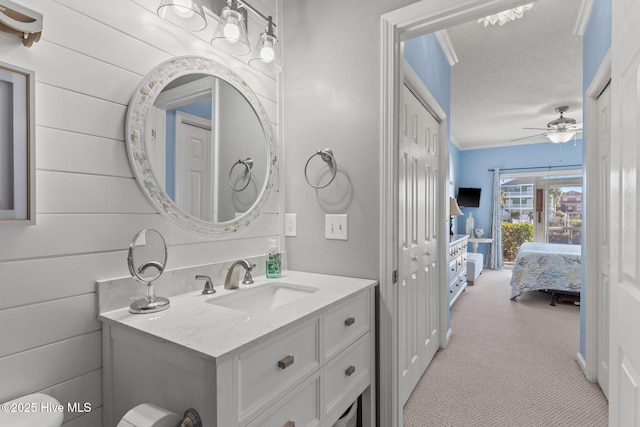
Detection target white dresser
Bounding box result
[448,234,469,307]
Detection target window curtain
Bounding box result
[487,168,503,269]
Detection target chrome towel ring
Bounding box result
[229,157,253,192]
[304,148,337,189]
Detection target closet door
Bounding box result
[398,83,440,405]
[609,0,640,423]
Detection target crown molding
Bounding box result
[435,29,459,66]
[574,0,594,36]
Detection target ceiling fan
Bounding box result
[511,106,583,143]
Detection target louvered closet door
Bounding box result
[398,84,440,405]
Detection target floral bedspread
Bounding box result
[510,242,581,299]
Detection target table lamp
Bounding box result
[449,197,464,235]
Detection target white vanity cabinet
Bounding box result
[100,272,375,427]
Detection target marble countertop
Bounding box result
[99,270,376,362]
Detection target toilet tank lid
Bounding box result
[0,393,64,427]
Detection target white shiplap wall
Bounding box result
[0,1,280,426]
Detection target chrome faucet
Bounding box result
[196,274,215,295]
[224,259,254,289]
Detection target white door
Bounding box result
[609,0,640,424]
[596,83,611,399]
[398,83,440,405]
[175,112,213,221]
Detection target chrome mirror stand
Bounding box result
[127,229,170,314]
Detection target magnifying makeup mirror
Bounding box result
[127,228,170,314]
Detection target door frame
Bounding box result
[379,1,562,426]
[581,49,611,383]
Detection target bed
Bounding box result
[510,242,581,305]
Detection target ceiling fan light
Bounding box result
[547,131,575,144]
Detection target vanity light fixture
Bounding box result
[248,16,282,74]
[157,0,207,32]
[210,0,251,55]
[156,0,282,74]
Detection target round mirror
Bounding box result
[127,228,168,284]
[125,56,277,236]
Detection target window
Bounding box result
[500,170,582,262]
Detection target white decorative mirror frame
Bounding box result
[125,56,277,236]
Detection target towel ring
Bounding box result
[304,148,337,189]
[229,157,253,192]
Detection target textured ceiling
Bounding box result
[446,0,583,150]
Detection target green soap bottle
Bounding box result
[266,239,281,278]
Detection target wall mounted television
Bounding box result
[457,187,481,207]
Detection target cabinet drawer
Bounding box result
[247,374,320,427]
[239,319,320,418]
[449,260,457,276]
[323,293,369,360]
[458,273,467,287]
[449,280,458,295]
[324,333,371,417]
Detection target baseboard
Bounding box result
[444,327,453,348]
[576,352,595,382]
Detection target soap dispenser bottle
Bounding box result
[266,239,281,278]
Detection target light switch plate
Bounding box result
[285,213,297,236]
[325,214,348,240]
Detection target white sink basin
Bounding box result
[206,282,319,313]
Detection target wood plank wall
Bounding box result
[0,1,280,425]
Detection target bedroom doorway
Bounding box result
[500,170,582,263]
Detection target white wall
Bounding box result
[281,0,414,279]
[0,1,279,426]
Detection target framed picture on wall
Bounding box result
[0,61,35,223]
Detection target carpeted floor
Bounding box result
[403,269,608,426]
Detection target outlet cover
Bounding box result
[285,213,297,237]
[325,214,348,240]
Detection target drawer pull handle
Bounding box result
[278,355,295,369]
[345,317,356,326]
[283,422,295,427]
[345,365,356,376]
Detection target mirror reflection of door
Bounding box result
[175,112,213,221]
[145,72,268,224]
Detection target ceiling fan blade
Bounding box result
[523,127,551,131]
[509,133,547,142]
